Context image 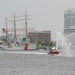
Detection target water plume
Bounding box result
[56,32,73,57]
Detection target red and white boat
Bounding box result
[48,47,60,55]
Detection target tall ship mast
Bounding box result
[5,10,32,46]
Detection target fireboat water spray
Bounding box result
[56,32,73,57]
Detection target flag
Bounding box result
[2,28,6,33]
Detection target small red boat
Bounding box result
[48,50,60,54]
[48,47,60,55]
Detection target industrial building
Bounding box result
[28,31,51,44]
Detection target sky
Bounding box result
[0,0,75,40]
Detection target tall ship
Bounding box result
[1,10,36,50]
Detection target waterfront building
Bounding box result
[0,35,14,43]
[28,31,51,44]
[64,9,75,36]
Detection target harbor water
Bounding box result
[0,49,75,75]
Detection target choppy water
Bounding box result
[0,50,75,75]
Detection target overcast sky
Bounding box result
[0,0,75,40]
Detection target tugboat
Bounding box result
[48,47,60,55]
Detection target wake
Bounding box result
[0,51,47,55]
